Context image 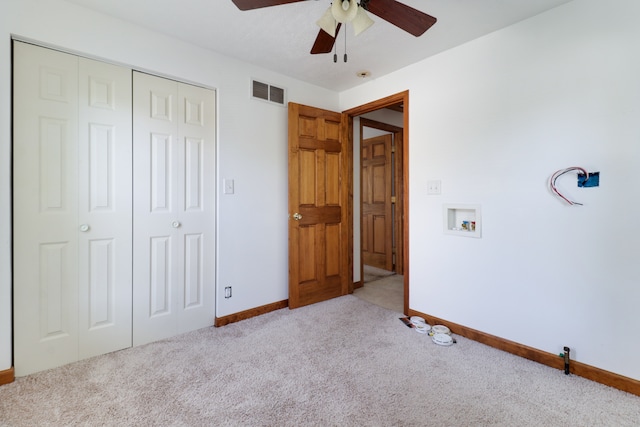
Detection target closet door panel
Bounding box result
[77,57,133,359]
[149,236,172,316]
[150,132,174,212]
[13,42,80,376]
[184,233,203,308]
[133,72,181,345]
[14,43,134,376]
[133,73,215,345]
[176,82,215,334]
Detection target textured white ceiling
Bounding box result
[62,0,574,91]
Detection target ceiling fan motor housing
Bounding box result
[332,0,358,23]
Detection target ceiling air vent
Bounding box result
[252,79,286,107]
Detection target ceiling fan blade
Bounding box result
[310,23,342,54]
[366,0,437,37]
[231,0,304,11]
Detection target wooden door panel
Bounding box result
[299,149,317,204]
[362,164,372,204]
[326,153,341,204]
[298,281,343,307]
[297,206,341,225]
[362,216,371,253]
[362,134,393,271]
[372,141,386,157]
[298,116,317,137]
[325,223,342,276]
[373,215,387,253]
[298,226,317,282]
[324,121,341,141]
[372,164,387,202]
[289,103,351,309]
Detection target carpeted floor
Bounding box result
[1,295,638,426]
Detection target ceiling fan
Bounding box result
[231,0,437,55]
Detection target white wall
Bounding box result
[0,0,339,373]
[340,0,640,381]
[361,109,404,130]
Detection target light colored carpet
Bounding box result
[1,295,639,426]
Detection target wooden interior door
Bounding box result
[288,103,351,309]
[362,134,393,271]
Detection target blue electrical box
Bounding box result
[578,172,599,187]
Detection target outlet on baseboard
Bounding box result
[225,286,232,299]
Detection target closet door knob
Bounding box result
[171,220,181,228]
[79,224,90,232]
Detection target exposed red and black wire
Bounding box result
[549,167,588,205]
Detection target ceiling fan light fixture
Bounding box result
[351,6,374,36]
[317,7,337,37]
[331,0,358,23]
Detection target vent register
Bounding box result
[252,79,286,106]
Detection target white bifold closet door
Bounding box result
[13,42,133,376]
[132,72,216,346]
[13,43,216,377]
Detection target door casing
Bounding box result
[344,91,410,314]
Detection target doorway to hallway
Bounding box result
[345,92,409,314]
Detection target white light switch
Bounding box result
[223,178,235,194]
[427,180,441,195]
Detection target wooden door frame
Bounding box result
[343,91,409,314]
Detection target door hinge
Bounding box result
[391,146,396,153]
[391,196,396,204]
